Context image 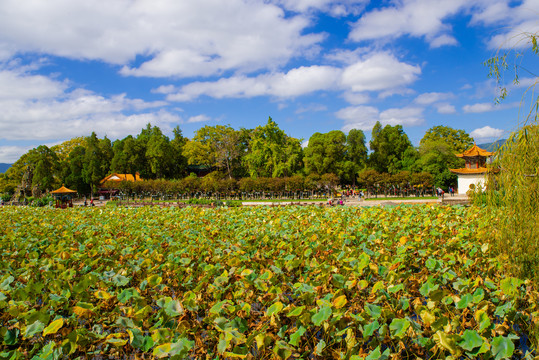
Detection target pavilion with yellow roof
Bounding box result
[51,185,77,208]
[449,143,494,194]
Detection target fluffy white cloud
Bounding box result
[470,0,539,49]
[0,0,322,77]
[337,105,424,131]
[0,145,34,163]
[270,0,368,16]
[341,53,421,92]
[436,103,457,114]
[471,125,504,139]
[165,53,420,101]
[462,102,497,113]
[187,115,211,123]
[348,0,468,46]
[414,92,452,105]
[167,66,341,101]
[0,68,179,143]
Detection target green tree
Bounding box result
[170,126,188,178]
[420,125,474,153]
[30,145,60,192]
[415,126,474,188]
[304,130,347,177]
[145,126,174,179]
[183,125,244,179]
[64,146,90,194]
[243,117,303,178]
[83,132,107,195]
[369,122,413,173]
[346,129,368,169]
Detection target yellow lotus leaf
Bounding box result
[94,290,112,300]
[43,318,64,336]
[333,295,347,309]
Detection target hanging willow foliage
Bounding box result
[486,122,539,279]
[483,30,539,279]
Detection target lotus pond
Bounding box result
[0,205,537,359]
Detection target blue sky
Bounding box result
[1,0,538,163]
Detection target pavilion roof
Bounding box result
[100,173,142,184]
[51,185,77,194]
[449,167,489,175]
[455,144,494,158]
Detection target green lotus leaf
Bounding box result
[314,339,326,356]
[311,306,332,326]
[365,303,381,320]
[164,299,184,317]
[117,288,140,304]
[389,318,410,339]
[287,306,305,317]
[210,300,231,315]
[289,326,306,346]
[24,320,44,339]
[3,328,19,345]
[419,279,439,297]
[456,293,473,309]
[365,345,390,360]
[491,336,515,360]
[459,329,483,352]
[364,320,379,337]
[266,301,284,317]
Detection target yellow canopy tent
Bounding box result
[51,185,77,208]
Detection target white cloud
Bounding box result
[436,103,457,114]
[414,92,452,105]
[0,0,323,78]
[462,102,497,113]
[471,125,504,139]
[0,145,34,163]
[348,0,468,47]
[167,65,341,101]
[270,0,368,16]
[165,52,420,101]
[0,67,180,142]
[187,115,211,123]
[340,53,421,92]
[337,105,424,132]
[470,0,539,49]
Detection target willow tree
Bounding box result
[485,31,539,279]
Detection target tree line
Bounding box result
[0,117,474,198]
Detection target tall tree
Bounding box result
[346,129,368,169]
[30,145,60,192]
[145,126,174,179]
[243,117,303,178]
[64,145,90,194]
[304,130,347,176]
[83,132,107,195]
[369,121,413,174]
[170,126,188,178]
[183,125,244,178]
[416,125,474,188]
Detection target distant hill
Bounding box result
[0,163,12,173]
[478,139,506,152]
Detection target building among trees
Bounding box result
[99,173,142,198]
[449,144,494,193]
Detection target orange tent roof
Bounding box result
[51,185,77,194]
[455,144,493,158]
[100,173,142,184]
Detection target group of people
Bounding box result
[437,187,455,197]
